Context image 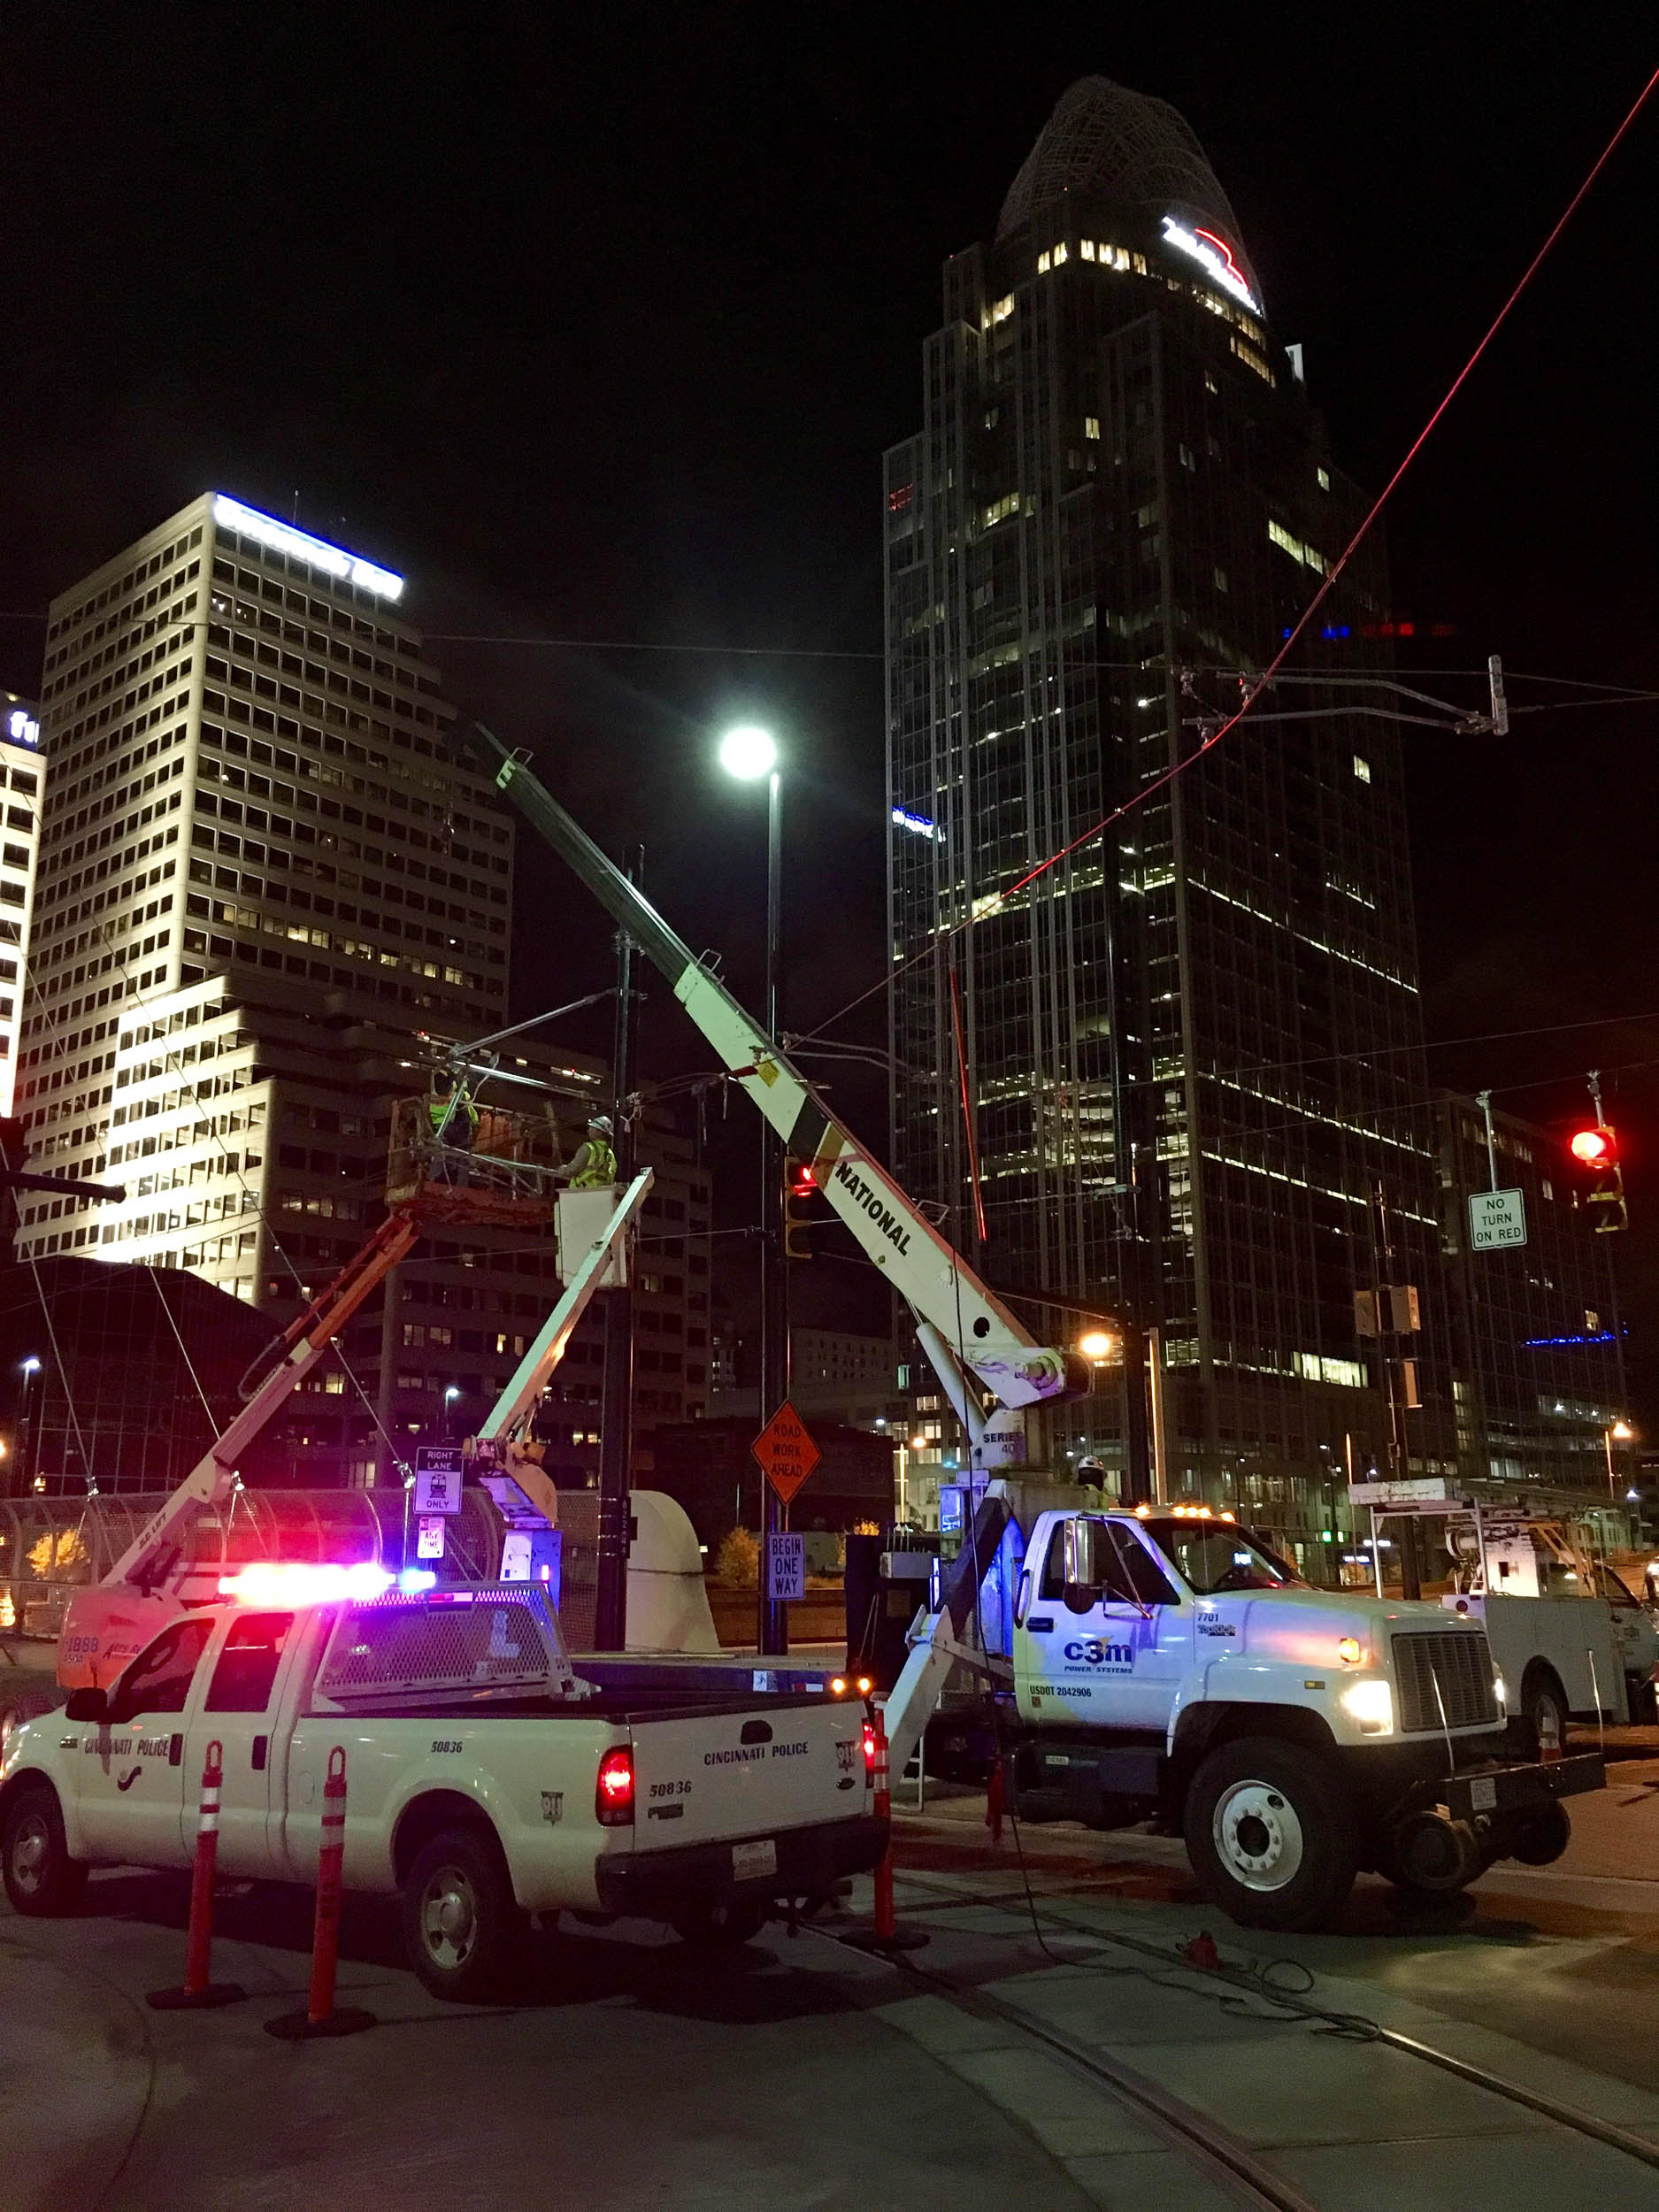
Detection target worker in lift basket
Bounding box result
[555,1114,617,1189]
[428,1074,479,1183]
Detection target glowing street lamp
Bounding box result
[1078,1330,1116,1363]
[717,724,779,781]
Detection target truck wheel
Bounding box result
[2,1785,88,1917]
[402,1825,526,2002]
[1184,1737,1357,1932]
[1518,1667,1569,1756]
[671,1898,767,1949]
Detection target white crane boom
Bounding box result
[452,722,1088,1419]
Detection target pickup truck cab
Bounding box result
[994,1504,1602,1929]
[0,1578,879,1999]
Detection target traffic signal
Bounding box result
[784,1157,817,1260]
[1570,1124,1627,1233]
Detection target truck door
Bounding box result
[1017,1518,1192,1731]
[180,1610,297,1877]
[75,1615,214,1867]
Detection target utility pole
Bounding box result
[1367,1184,1422,1599]
[594,853,641,1651]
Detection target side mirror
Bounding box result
[1064,1517,1102,1593]
[65,1688,108,1724]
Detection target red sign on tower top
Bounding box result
[750,1402,820,1505]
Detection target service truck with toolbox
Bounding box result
[0,1571,879,2000]
[949,1498,1603,1929]
[433,719,1609,1934]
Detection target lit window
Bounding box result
[1083,416,1100,441]
[1213,567,1228,593]
[1079,240,1095,260]
[1353,756,1371,784]
[1268,519,1329,577]
[1051,242,1068,265]
[1317,466,1331,490]
[1036,250,1051,273]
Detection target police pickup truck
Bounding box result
[890,1494,1604,1930]
[0,1573,879,1999]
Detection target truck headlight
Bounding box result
[1340,1679,1394,1736]
[1493,1671,1507,1710]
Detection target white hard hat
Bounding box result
[588,1114,613,1135]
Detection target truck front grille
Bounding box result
[1391,1631,1499,1735]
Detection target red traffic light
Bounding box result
[1571,1126,1617,1169]
[788,1164,817,1198]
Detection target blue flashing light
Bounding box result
[1523,1331,1617,1348]
[396,1567,439,1593]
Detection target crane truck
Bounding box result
[455,719,1605,1930]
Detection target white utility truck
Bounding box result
[1435,1508,1659,1745]
[457,721,1608,1931]
[1,1571,879,1999]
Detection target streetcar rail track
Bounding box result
[886,1869,1659,2182]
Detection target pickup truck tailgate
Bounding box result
[630,1700,866,1849]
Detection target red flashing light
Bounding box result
[789,1165,817,1197]
[1571,1126,1617,1169]
[862,1722,877,1775]
[596,1747,634,1824]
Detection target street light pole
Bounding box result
[757,765,790,1656]
[717,726,789,1656]
[17,1357,40,1497]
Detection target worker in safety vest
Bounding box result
[428,1075,480,1179]
[554,1114,617,1189]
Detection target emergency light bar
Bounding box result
[215,1562,437,1606]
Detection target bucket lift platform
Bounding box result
[385,1094,562,1231]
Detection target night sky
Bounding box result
[3,11,1655,1397]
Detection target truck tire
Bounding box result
[1183,1737,1358,1932]
[671,1898,767,1949]
[1517,1666,1569,1757]
[2,1784,88,1917]
[401,1824,527,2003]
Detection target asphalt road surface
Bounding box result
[8,1766,1659,2212]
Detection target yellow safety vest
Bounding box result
[572,1139,617,1189]
[429,1091,478,1137]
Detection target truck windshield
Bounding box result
[1141,1520,1305,1595]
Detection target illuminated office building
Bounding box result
[885,77,1452,1555]
[0,694,43,1114]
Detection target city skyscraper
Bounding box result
[885,77,1451,1556]
[0,692,42,1115]
[14,495,713,1493]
